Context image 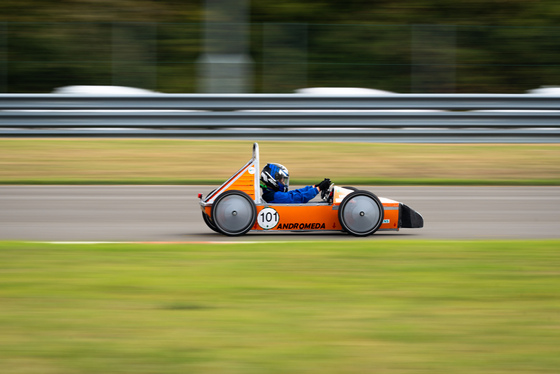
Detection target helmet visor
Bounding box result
[277,168,289,191]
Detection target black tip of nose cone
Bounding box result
[399,203,424,228]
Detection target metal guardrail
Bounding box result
[2,93,560,110]
[1,94,559,142]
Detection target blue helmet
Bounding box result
[261,163,289,192]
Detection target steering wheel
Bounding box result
[321,184,333,202]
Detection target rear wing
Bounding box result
[203,143,261,204]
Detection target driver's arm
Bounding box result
[273,185,318,203]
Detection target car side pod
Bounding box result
[399,204,424,228]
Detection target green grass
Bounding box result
[1,139,560,185]
[1,240,559,373]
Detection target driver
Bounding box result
[260,163,332,203]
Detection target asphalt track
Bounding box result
[1,186,559,242]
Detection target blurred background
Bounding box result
[1,0,560,94]
[2,4,560,373]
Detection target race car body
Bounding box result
[199,143,423,236]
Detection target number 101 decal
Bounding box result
[257,207,279,229]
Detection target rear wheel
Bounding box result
[338,190,384,237]
[211,191,257,236]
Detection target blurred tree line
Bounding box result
[1,0,560,93]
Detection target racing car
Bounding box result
[198,143,423,236]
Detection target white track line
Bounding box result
[43,241,325,244]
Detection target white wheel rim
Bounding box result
[342,195,381,233]
[214,194,254,233]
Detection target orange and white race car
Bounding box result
[199,143,423,237]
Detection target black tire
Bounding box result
[211,190,257,236]
[339,187,358,231]
[202,212,219,233]
[201,189,219,233]
[338,190,384,237]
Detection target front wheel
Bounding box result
[338,190,384,237]
[211,191,257,236]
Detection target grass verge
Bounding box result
[1,139,559,185]
[1,240,559,374]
